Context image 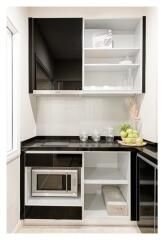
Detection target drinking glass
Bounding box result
[91,130,101,142]
[106,127,114,143]
[79,131,88,142]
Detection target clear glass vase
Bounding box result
[131,118,142,137]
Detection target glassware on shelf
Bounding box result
[127,67,133,89]
[92,29,113,48]
[91,130,101,142]
[122,67,133,90]
[119,56,132,65]
[79,131,88,142]
[105,127,114,143]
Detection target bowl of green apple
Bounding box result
[119,124,146,146]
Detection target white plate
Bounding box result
[117,140,147,147]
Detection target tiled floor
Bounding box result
[17,225,140,233]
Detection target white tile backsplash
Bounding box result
[36,96,130,136]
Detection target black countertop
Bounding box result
[21,136,158,165]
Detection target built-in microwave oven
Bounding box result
[30,168,78,197]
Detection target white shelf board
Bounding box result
[84,167,128,185]
[32,90,142,96]
[26,195,82,207]
[32,90,82,96]
[82,90,142,96]
[85,18,140,31]
[85,64,140,72]
[85,48,140,58]
[84,193,129,219]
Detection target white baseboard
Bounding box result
[12,220,23,233]
[24,219,137,227]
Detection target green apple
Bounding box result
[132,133,138,138]
[136,138,143,144]
[120,130,128,138]
[133,130,138,135]
[126,128,133,134]
[128,133,134,138]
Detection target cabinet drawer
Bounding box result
[25,153,82,167]
[53,154,82,167]
[25,206,82,219]
[25,153,53,167]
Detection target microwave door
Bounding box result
[32,169,78,197]
[37,174,66,191]
[32,170,67,196]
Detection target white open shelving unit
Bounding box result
[84,152,131,219]
[84,18,144,94]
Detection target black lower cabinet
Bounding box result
[21,152,82,220]
[25,206,82,220]
[130,151,137,221]
[155,169,158,233]
[137,154,158,233]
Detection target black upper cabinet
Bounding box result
[29,18,82,92]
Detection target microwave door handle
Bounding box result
[66,174,67,192]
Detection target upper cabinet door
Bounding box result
[29,18,82,92]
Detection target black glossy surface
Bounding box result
[136,145,157,165]
[25,206,82,219]
[29,18,82,92]
[142,16,146,93]
[29,18,35,92]
[26,153,53,167]
[37,174,66,191]
[155,169,158,233]
[130,151,137,221]
[22,136,157,164]
[137,155,158,233]
[25,153,82,167]
[20,151,25,219]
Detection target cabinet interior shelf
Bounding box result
[85,64,140,72]
[32,90,142,96]
[26,195,82,207]
[84,167,128,185]
[84,193,129,219]
[82,90,142,96]
[85,48,140,58]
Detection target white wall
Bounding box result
[139,7,158,142]
[7,7,36,233]
[29,7,146,18]
[7,157,20,233]
[7,8,36,142]
[36,96,130,136]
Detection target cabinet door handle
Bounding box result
[137,154,157,168]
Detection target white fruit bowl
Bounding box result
[118,139,147,147]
